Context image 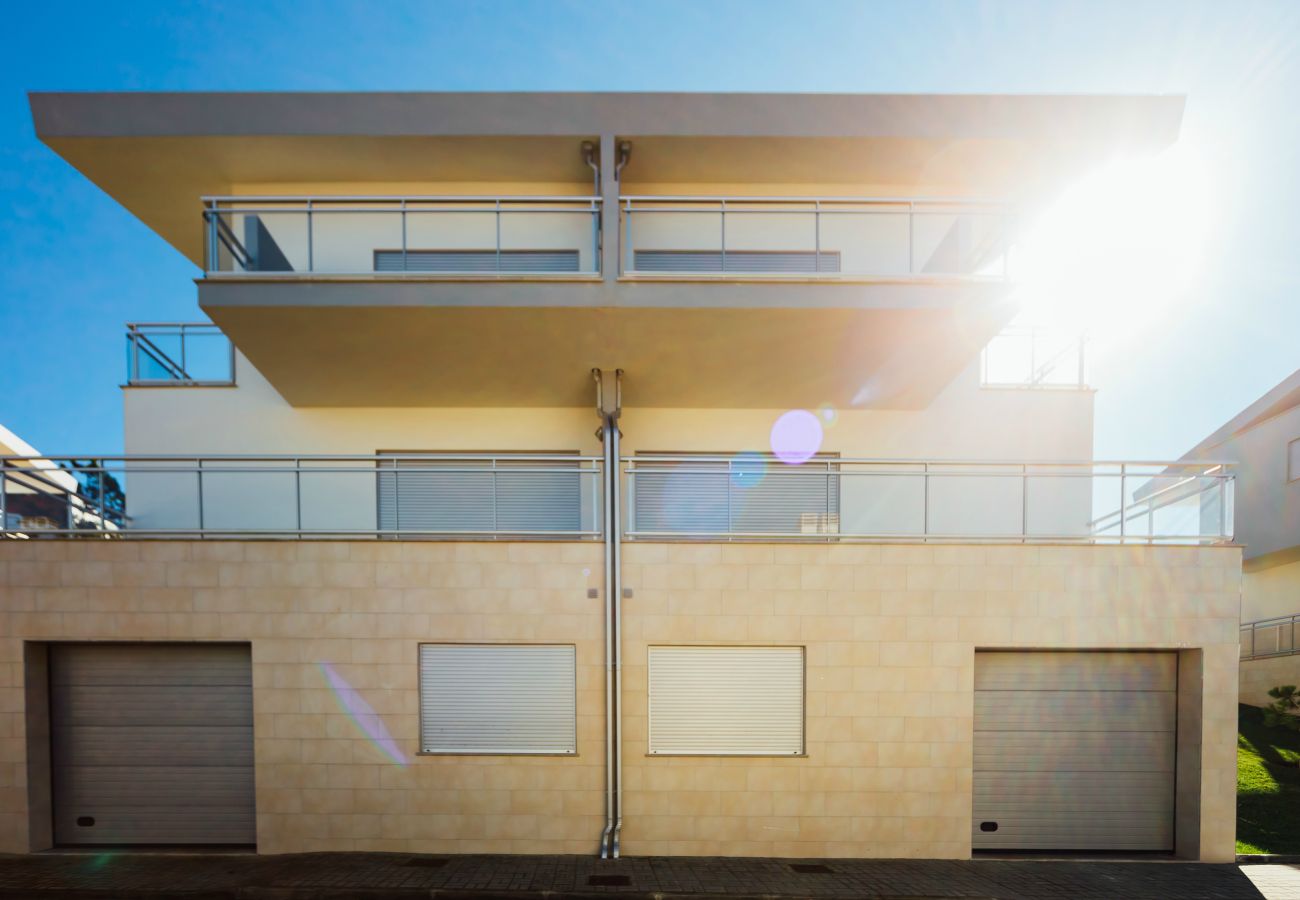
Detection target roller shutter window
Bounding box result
[631,454,839,535]
[648,646,804,755]
[972,651,1177,852]
[374,249,580,273]
[377,454,583,534]
[419,644,577,754]
[633,250,841,273]
[50,643,255,846]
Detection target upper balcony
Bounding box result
[32,91,1183,409]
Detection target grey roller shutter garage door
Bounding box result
[50,643,255,846]
[972,651,1176,851]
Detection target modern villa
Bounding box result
[0,91,1240,861]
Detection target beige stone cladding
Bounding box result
[0,540,605,855]
[618,542,1242,861]
[1240,655,1300,708]
[0,540,1239,860]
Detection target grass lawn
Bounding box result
[1237,702,1300,854]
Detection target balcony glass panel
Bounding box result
[621,197,1012,278]
[205,197,602,276]
[125,324,234,385]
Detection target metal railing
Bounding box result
[619,196,1014,278]
[2,453,1232,544]
[1242,613,1300,661]
[0,455,603,540]
[126,323,235,386]
[203,196,603,277]
[623,456,1233,544]
[1,460,124,535]
[981,325,1088,390]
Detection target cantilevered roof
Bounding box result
[1181,367,1300,457]
[30,91,1185,265]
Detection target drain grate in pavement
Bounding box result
[588,874,632,886]
[789,863,835,874]
[400,857,449,868]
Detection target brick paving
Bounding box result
[0,852,1286,899]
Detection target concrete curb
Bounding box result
[1237,853,1300,864]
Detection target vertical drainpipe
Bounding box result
[595,369,623,858]
[610,396,623,857]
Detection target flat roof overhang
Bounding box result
[32,91,1185,264]
[199,278,1011,409]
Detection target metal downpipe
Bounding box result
[610,417,623,857]
[595,371,615,858]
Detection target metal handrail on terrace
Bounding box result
[623,456,1233,544]
[1241,613,1300,661]
[980,324,1089,390]
[0,454,603,540]
[202,195,603,277]
[126,323,235,386]
[619,195,1015,279]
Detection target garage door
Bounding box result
[972,651,1176,851]
[50,643,255,846]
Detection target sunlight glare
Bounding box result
[1013,147,1211,341]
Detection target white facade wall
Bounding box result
[123,352,1093,536]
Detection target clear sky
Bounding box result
[1,0,1297,459]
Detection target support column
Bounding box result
[599,134,620,280]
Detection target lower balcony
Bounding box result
[1,453,1232,545]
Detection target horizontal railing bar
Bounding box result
[620,195,1010,205]
[1242,614,1300,628]
[2,454,603,462]
[620,208,1006,216]
[624,456,1232,468]
[206,207,600,215]
[126,322,223,330]
[623,531,1229,542]
[0,529,603,538]
[203,195,603,203]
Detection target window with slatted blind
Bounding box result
[418,644,577,754]
[376,453,583,534]
[629,453,839,536]
[648,646,805,755]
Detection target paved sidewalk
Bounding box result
[0,852,1287,899]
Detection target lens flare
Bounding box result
[319,661,407,766]
[731,450,767,489]
[770,410,823,465]
[817,404,838,426]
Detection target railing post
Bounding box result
[206,203,218,273]
[726,458,733,534]
[1119,465,1127,542]
[623,200,632,274]
[1217,472,1227,540]
[130,329,139,384]
[1021,463,1029,543]
[592,201,600,276]
[0,467,6,532]
[814,201,821,274]
[179,325,187,381]
[196,459,205,535]
[393,460,401,534]
[922,462,929,540]
[306,200,314,273]
[98,467,107,533]
[401,200,408,272]
[491,458,499,535]
[908,201,915,274]
[295,458,303,539]
[495,200,502,273]
[719,199,726,273]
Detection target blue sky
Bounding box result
[1,0,1298,459]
